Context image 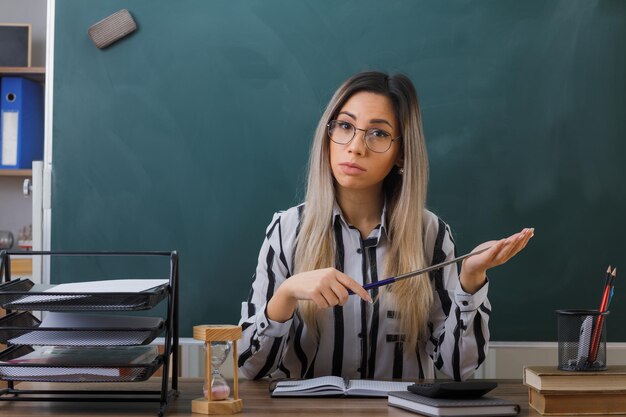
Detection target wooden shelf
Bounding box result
[0,66,45,83]
[11,258,32,275]
[0,169,32,177]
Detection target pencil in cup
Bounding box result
[588,268,616,363]
[556,309,608,371]
[586,310,609,365]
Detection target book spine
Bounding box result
[528,387,626,415]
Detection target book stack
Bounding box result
[524,365,626,415]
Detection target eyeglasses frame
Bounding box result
[326,119,402,153]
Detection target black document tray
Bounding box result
[0,345,163,383]
[0,311,165,346]
[0,278,168,311]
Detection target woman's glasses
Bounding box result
[327,120,400,153]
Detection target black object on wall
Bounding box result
[51,0,626,341]
[0,24,31,66]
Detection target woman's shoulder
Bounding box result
[422,209,453,255]
[263,203,305,239]
[274,203,305,226]
[422,208,444,234]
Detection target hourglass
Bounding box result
[192,325,243,415]
[207,341,231,400]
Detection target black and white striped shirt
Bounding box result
[238,203,490,381]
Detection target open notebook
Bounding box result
[271,376,412,397]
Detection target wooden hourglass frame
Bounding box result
[192,325,243,415]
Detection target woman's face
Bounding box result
[329,91,402,193]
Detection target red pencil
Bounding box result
[588,267,616,363]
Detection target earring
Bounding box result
[398,167,405,175]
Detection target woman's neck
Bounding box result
[335,185,384,238]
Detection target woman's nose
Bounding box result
[347,129,367,154]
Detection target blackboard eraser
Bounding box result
[88,9,137,49]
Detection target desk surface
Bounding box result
[0,378,591,416]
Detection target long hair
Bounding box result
[294,71,431,352]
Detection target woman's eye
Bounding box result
[370,129,390,138]
[337,122,352,130]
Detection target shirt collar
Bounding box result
[332,199,389,242]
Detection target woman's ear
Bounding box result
[395,155,404,170]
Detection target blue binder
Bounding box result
[0,77,44,169]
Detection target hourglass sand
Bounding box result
[192,325,243,415]
[207,341,231,400]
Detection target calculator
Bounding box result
[408,381,497,399]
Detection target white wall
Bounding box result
[175,340,626,380]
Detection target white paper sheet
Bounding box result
[8,313,163,345]
[45,279,168,293]
[9,279,168,306]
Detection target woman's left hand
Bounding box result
[460,227,534,294]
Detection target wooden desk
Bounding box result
[0,378,601,416]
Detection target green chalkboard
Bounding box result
[52,0,626,341]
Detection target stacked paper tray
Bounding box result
[0,311,165,346]
[0,278,169,311]
[0,345,163,383]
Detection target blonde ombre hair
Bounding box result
[294,72,432,351]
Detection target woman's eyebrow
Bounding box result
[339,112,393,129]
[369,118,393,128]
[338,111,356,120]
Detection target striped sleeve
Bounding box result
[238,212,292,380]
[425,218,491,381]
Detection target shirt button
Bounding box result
[462,301,469,306]
[357,248,363,254]
[260,322,266,328]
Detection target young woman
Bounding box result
[238,72,533,381]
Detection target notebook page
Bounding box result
[274,376,346,393]
[346,380,412,396]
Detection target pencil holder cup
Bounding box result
[556,309,609,371]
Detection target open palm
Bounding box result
[463,228,534,276]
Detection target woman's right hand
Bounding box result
[267,268,372,322]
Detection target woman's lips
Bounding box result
[339,162,366,175]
